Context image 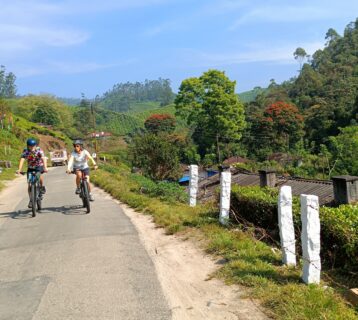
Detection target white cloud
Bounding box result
[13,59,137,78]
[59,0,173,14]
[0,24,88,49]
[0,0,174,57]
[178,41,324,67]
[142,0,250,37]
[0,2,89,60]
[230,3,358,29]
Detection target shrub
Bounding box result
[231,185,358,269]
[129,132,181,180]
[130,173,187,203]
[320,205,358,267]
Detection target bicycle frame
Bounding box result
[74,168,91,214]
[22,170,42,217]
[27,171,41,185]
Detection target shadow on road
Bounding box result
[43,205,87,215]
[10,210,34,220]
[2,205,88,219]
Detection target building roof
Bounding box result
[197,169,334,205]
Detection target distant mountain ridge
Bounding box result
[238,87,267,103]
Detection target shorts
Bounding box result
[72,167,90,175]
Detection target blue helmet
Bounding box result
[26,138,37,147]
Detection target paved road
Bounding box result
[0,167,171,320]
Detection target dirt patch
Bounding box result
[36,134,67,153]
[96,188,268,320]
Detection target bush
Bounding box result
[320,205,358,267]
[130,174,187,203]
[231,185,358,269]
[129,132,181,181]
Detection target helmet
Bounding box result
[26,138,37,147]
[73,139,84,147]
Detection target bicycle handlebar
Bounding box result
[17,171,47,175]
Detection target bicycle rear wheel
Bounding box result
[82,180,91,214]
[31,184,36,217]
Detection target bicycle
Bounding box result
[75,168,91,214]
[20,171,43,217]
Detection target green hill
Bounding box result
[0,113,71,189]
[5,94,187,142]
[98,79,175,112]
[95,108,142,135]
[238,87,267,103]
[125,101,162,113]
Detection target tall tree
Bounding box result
[130,133,181,180]
[31,104,60,126]
[327,125,358,176]
[293,47,308,71]
[0,66,17,98]
[248,101,304,157]
[175,69,246,161]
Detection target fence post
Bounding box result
[189,165,199,207]
[278,186,296,266]
[219,171,231,225]
[300,194,321,284]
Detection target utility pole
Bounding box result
[90,102,98,155]
[216,133,221,164]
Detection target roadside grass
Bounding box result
[92,167,358,320]
[0,130,22,191]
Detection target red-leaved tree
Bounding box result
[144,114,176,134]
[255,101,304,152]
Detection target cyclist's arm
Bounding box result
[43,156,48,171]
[67,155,74,172]
[85,150,97,166]
[17,158,25,173]
[41,150,48,171]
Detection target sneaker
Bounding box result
[75,187,81,194]
[89,193,95,202]
[28,201,32,208]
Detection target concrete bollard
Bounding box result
[278,186,296,266]
[189,165,199,207]
[300,194,321,284]
[219,171,231,225]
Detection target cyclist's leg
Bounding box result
[38,167,46,194]
[87,176,91,192]
[84,168,94,201]
[74,170,82,194]
[26,169,32,195]
[27,170,33,208]
[76,170,82,187]
[84,168,91,192]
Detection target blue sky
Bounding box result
[1,0,357,98]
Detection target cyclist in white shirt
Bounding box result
[66,139,98,201]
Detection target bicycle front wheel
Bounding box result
[82,181,91,214]
[31,184,36,217]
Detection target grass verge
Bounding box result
[92,166,358,320]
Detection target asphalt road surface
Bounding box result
[0,167,171,320]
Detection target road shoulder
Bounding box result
[0,175,26,227]
[95,187,268,320]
